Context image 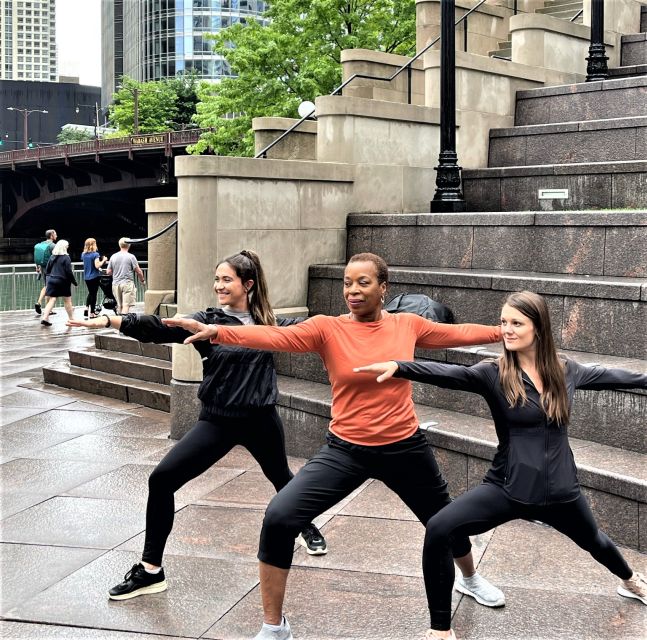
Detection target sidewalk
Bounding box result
[1,308,646,640]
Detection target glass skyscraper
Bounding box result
[102,0,266,102]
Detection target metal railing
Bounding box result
[0,261,148,312]
[255,0,488,159]
[0,129,209,166]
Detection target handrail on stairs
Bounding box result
[255,0,489,159]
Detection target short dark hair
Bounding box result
[45,229,56,240]
[347,252,389,284]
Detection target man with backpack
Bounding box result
[34,229,57,315]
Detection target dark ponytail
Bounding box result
[219,250,276,326]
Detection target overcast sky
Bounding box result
[56,0,102,87]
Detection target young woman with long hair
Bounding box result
[67,249,327,601]
[81,237,108,318]
[163,252,507,640]
[356,290,647,639]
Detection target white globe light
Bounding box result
[298,101,316,119]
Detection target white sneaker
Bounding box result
[617,572,647,605]
[455,572,505,607]
[422,629,457,640]
[253,616,293,640]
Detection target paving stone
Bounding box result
[0,496,146,548]
[0,389,75,410]
[338,479,418,521]
[2,409,130,436]
[3,550,260,638]
[0,492,53,520]
[94,415,172,439]
[0,543,103,614]
[0,406,48,427]
[0,622,192,640]
[0,431,80,464]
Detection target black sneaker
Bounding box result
[35,303,42,315]
[297,523,327,555]
[108,563,167,600]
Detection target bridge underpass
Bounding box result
[0,130,204,261]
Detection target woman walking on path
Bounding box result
[67,250,327,601]
[164,252,506,640]
[41,240,77,327]
[81,238,108,318]
[356,290,647,640]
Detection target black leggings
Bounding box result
[142,408,295,566]
[258,430,471,570]
[423,482,633,630]
[85,277,100,313]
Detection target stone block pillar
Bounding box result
[144,197,177,315]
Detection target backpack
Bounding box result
[34,240,53,268]
[384,293,454,323]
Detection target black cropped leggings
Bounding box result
[142,408,295,566]
[423,482,633,630]
[84,277,100,313]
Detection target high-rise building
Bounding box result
[102,0,266,104]
[0,0,57,82]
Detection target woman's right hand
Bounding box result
[353,361,399,383]
[162,317,218,343]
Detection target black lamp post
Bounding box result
[586,0,609,81]
[6,106,48,149]
[430,0,466,212]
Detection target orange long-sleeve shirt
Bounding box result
[214,313,501,446]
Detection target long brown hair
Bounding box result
[218,250,276,326]
[83,238,97,254]
[498,291,569,425]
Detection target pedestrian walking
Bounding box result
[107,237,145,314]
[33,229,57,315]
[81,238,108,318]
[41,240,77,327]
[67,250,328,601]
[164,252,506,640]
[356,290,647,640]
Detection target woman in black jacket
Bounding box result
[356,290,647,639]
[41,239,78,326]
[68,250,327,601]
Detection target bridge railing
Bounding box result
[0,129,210,165]
[0,261,148,312]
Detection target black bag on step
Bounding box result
[384,293,454,323]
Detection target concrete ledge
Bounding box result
[516,74,647,98]
[253,117,317,134]
[315,95,443,125]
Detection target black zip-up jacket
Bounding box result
[46,254,78,286]
[394,359,647,505]
[119,309,300,419]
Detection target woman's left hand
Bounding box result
[353,361,399,383]
[162,317,217,343]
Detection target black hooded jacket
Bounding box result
[119,309,299,419]
[394,358,647,505]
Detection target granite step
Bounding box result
[607,64,647,79]
[276,345,646,454]
[307,264,647,359]
[514,76,647,126]
[93,333,173,361]
[42,360,171,412]
[275,376,647,551]
[621,33,647,67]
[69,346,172,385]
[462,160,647,211]
[347,211,647,278]
[487,116,647,167]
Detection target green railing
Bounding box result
[0,262,148,312]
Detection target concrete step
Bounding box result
[275,376,647,551]
[498,40,512,49]
[514,76,647,125]
[621,33,647,66]
[462,160,647,211]
[536,6,583,21]
[42,360,171,412]
[488,116,647,166]
[93,333,172,361]
[347,211,646,278]
[276,346,646,454]
[307,264,647,359]
[607,64,647,79]
[69,347,172,385]
[489,48,511,60]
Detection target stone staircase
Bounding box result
[609,5,647,78]
[488,0,584,60]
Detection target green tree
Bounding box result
[108,77,191,135]
[56,128,96,144]
[191,0,416,157]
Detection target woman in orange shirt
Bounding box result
[164,252,504,640]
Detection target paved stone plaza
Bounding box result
[1,308,646,640]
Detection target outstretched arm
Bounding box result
[355,359,493,394]
[569,360,647,391]
[413,315,501,350]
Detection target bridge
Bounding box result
[0,129,207,252]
